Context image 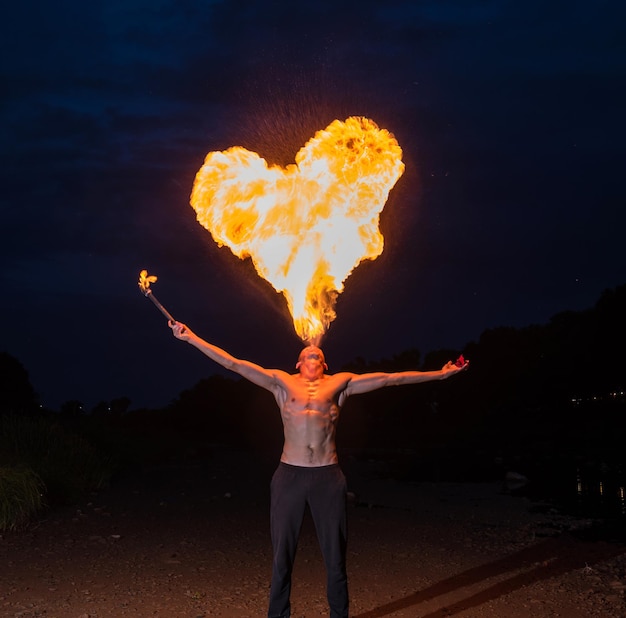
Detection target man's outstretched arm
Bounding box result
[343,360,469,397]
[169,321,284,391]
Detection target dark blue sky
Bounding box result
[2,0,625,410]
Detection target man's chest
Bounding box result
[286,378,341,405]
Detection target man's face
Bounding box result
[297,346,327,375]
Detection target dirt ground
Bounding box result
[1,449,625,618]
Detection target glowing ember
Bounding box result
[190,116,404,344]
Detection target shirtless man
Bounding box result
[170,321,469,618]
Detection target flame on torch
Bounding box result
[138,269,176,323]
[190,116,404,345]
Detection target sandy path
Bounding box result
[1,450,625,618]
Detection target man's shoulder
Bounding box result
[273,368,297,381]
[322,372,355,389]
[325,371,354,380]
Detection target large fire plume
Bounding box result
[190,116,404,345]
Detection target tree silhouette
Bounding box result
[60,400,85,417]
[0,352,39,415]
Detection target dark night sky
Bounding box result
[2,0,625,411]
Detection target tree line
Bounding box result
[1,284,625,477]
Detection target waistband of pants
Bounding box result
[278,462,340,473]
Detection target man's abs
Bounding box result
[279,406,339,466]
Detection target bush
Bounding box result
[0,465,44,530]
[0,414,114,504]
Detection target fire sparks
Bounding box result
[190,117,404,344]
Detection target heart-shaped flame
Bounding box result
[190,116,404,344]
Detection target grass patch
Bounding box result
[0,465,44,531]
[0,414,114,505]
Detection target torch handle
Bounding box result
[146,290,176,323]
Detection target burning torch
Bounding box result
[138,269,176,323]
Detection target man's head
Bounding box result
[296,345,328,376]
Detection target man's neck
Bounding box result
[300,371,324,383]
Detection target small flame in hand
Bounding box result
[138,269,157,295]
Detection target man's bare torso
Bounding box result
[171,325,467,468]
[275,373,351,467]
